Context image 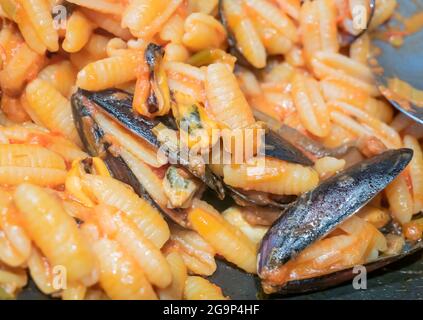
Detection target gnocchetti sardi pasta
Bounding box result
[0,0,421,300]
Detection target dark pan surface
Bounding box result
[14,0,423,301]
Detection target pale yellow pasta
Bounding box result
[320,78,394,123]
[329,101,402,148]
[94,205,172,289]
[1,94,30,123]
[369,0,397,30]
[245,0,298,43]
[403,135,423,214]
[0,167,67,186]
[357,205,391,229]
[20,0,58,52]
[206,63,255,129]
[188,0,218,14]
[385,174,414,224]
[300,0,338,62]
[62,10,94,53]
[350,33,370,64]
[67,0,124,14]
[160,13,185,44]
[25,79,80,145]
[122,0,182,39]
[184,276,226,300]
[224,158,319,195]
[292,73,331,137]
[276,0,301,21]
[14,4,47,54]
[188,206,257,274]
[164,43,190,62]
[0,144,65,169]
[158,252,187,300]
[0,41,44,95]
[0,264,27,298]
[222,207,268,245]
[76,50,140,91]
[14,184,98,285]
[164,223,217,276]
[182,13,227,52]
[38,61,78,98]
[314,156,346,179]
[106,37,128,57]
[89,232,157,300]
[61,283,87,300]
[81,8,132,40]
[81,174,170,248]
[27,247,57,295]
[70,34,111,70]
[222,0,266,68]
[312,51,379,96]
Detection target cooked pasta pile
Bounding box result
[0,0,422,300]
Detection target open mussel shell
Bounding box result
[75,89,226,199]
[71,90,190,227]
[258,148,414,293]
[273,240,423,295]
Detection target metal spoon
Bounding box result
[370,0,423,124]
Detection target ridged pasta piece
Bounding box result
[25,79,80,145]
[320,78,394,123]
[27,246,56,295]
[70,34,110,70]
[14,184,98,285]
[66,0,124,14]
[357,205,391,229]
[350,33,370,64]
[184,276,226,300]
[223,158,319,195]
[403,135,423,214]
[62,10,94,53]
[160,13,185,44]
[164,43,190,62]
[61,283,87,300]
[90,235,157,300]
[300,0,338,62]
[0,189,31,267]
[76,50,141,91]
[188,206,257,274]
[81,174,170,248]
[222,207,268,245]
[0,144,65,170]
[164,223,217,276]
[38,61,76,97]
[182,13,226,52]
[329,101,402,148]
[385,174,414,224]
[222,0,266,69]
[312,51,379,96]
[81,8,132,41]
[276,0,301,20]
[20,0,59,52]
[158,252,187,300]
[314,156,346,179]
[0,167,67,187]
[0,41,45,95]
[292,73,331,137]
[0,263,28,298]
[206,63,255,129]
[245,0,298,42]
[1,94,30,123]
[122,0,182,38]
[94,205,172,289]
